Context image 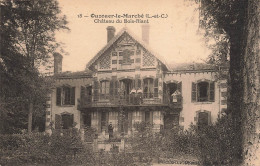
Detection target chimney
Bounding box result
[106,26,116,43]
[53,53,63,74]
[142,24,150,44]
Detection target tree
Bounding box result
[198,0,260,165]
[240,1,260,165]
[0,0,68,133]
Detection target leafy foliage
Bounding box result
[196,115,243,166]
[129,122,163,164]
[0,0,68,133]
[128,122,199,164]
[0,130,96,166]
[161,125,199,158]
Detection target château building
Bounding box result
[45,26,227,140]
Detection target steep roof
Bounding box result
[85,27,169,70]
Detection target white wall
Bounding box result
[50,77,92,129]
[165,71,222,129]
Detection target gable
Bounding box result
[87,28,168,72]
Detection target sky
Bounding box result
[55,0,210,72]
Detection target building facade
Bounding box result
[45,26,227,139]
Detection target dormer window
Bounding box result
[192,81,215,102]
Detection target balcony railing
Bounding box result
[78,93,182,109]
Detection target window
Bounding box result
[61,114,74,129]
[192,81,215,102]
[166,82,182,103]
[198,112,209,129]
[133,111,142,123]
[122,49,134,64]
[198,82,209,102]
[100,80,110,100]
[119,79,133,96]
[55,114,74,129]
[56,86,75,106]
[154,78,159,97]
[143,78,154,98]
[63,87,72,105]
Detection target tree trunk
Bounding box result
[28,101,33,133]
[228,25,245,163]
[241,0,260,165]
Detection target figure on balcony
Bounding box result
[108,122,114,140]
[136,89,143,104]
[130,89,136,104]
[171,90,181,103]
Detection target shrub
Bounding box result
[84,126,97,142]
[161,125,199,158]
[196,115,242,166]
[0,133,50,165]
[0,129,96,166]
[96,150,135,166]
[129,122,163,163]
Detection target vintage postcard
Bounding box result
[1,0,259,165]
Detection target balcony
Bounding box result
[78,93,183,109]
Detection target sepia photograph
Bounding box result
[0,0,259,165]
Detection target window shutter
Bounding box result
[56,87,61,106]
[70,87,75,105]
[114,80,119,96]
[70,114,74,128]
[154,78,159,97]
[209,82,215,101]
[177,82,182,93]
[55,114,62,129]
[144,79,148,93]
[137,79,142,89]
[132,79,135,89]
[191,82,197,102]
[110,80,114,96]
[164,83,168,94]
[135,78,138,89]
[177,82,182,103]
[93,80,99,101]
[80,86,85,98]
[81,86,86,106]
